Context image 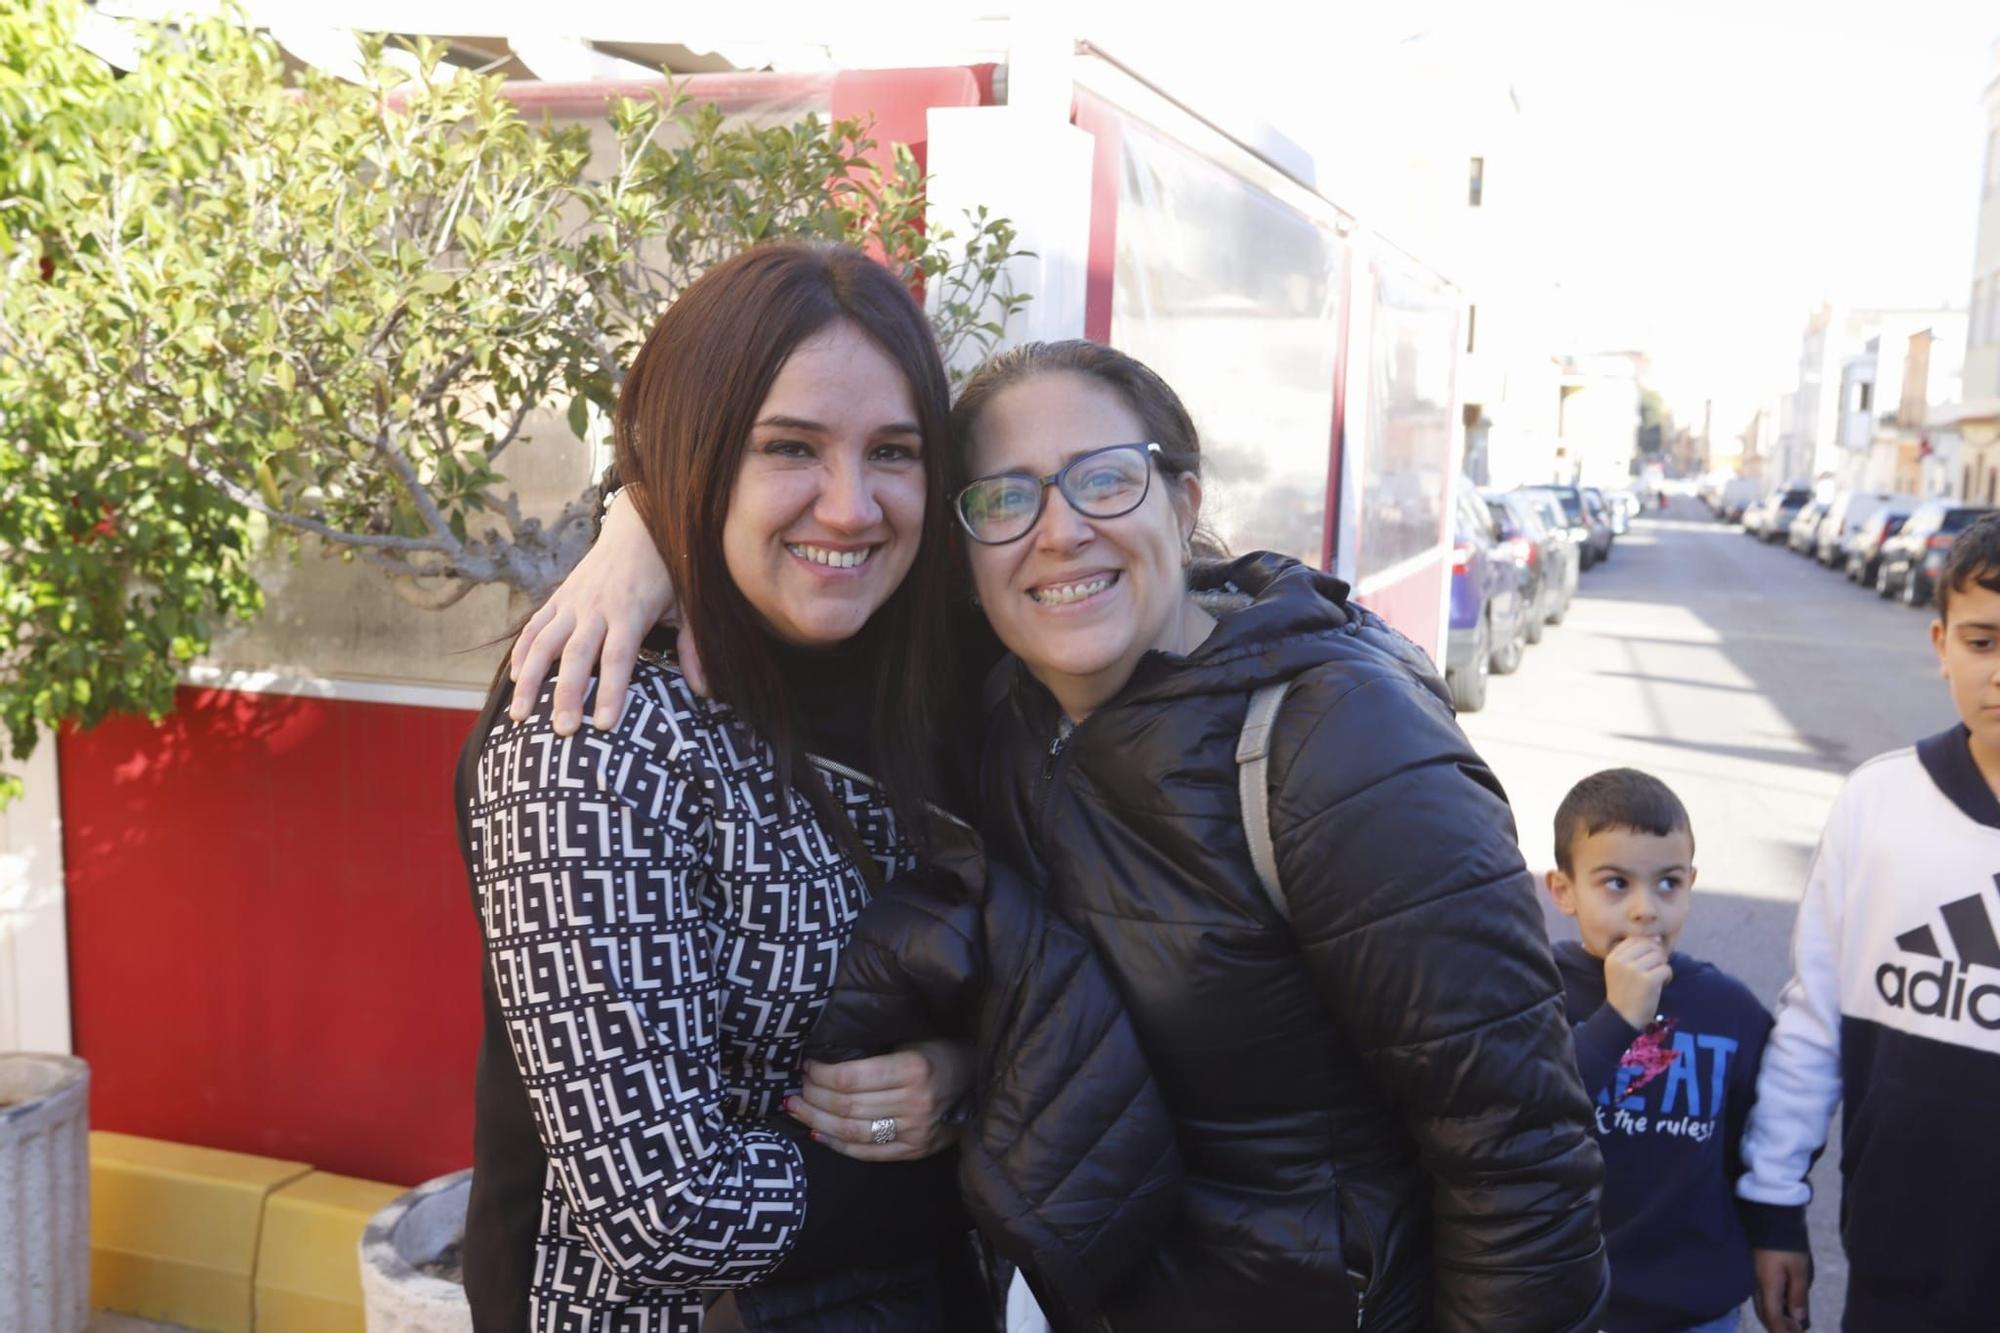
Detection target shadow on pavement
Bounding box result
[1609,732,1856,775]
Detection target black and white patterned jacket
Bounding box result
[461,659,915,1331]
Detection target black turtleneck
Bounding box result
[762,627,876,776]
[749,604,1000,816]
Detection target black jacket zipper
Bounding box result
[1033,716,1076,857]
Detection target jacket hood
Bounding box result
[1079,551,1449,710]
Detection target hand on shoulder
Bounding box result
[508,489,695,733]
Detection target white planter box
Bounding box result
[0,1053,90,1333]
[360,1169,473,1333]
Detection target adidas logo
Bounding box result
[1874,877,2000,1029]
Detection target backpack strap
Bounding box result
[1235,680,1293,922]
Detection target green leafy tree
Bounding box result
[0,3,1028,801]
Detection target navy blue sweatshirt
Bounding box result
[1555,940,1805,1332]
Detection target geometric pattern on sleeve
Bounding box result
[466,661,915,1331]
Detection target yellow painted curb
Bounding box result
[89,1131,312,1333]
[255,1172,406,1332]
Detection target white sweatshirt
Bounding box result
[1736,726,2000,1326]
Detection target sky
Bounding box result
[1159,0,1998,432]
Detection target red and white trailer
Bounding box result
[929,44,1467,655]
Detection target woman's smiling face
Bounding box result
[722,320,927,647]
[963,371,1201,715]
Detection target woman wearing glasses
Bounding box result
[518,339,1609,1331]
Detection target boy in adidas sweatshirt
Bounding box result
[1547,769,1806,1333]
[1739,512,2000,1333]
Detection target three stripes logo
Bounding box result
[1874,876,2000,1030]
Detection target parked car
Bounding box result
[1815,491,1904,567]
[1581,487,1619,556]
[1875,502,1999,606]
[1518,486,1580,561]
[1845,506,1913,585]
[1714,475,1761,521]
[1786,499,1831,554]
[1521,484,1612,568]
[1700,471,1742,513]
[1513,488,1581,624]
[1739,492,1772,534]
[1486,490,1570,640]
[1752,485,1813,542]
[1446,484,1529,712]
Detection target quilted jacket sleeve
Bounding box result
[1268,666,1608,1332]
[810,855,1182,1333]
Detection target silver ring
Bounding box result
[869,1117,897,1145]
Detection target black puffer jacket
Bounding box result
[980,553,1609,1332]
[809,818,1182,1333]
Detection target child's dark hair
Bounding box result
[1936,512,2000,621]
[1553,768,1694,873]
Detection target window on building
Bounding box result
[1857,382,1872,413]
[1466,304,1478,354]
[1468,157,1485,208]
[1965,463,1974,499]
[1988,468,1996,506]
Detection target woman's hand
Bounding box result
[788,1039,974,1162]
[508,489,696,731]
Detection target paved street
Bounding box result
[1462,494,1950,1331]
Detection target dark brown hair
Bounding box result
[613,242,955,851]
[948,339,1222,553]
[1552,768,1694,874]
[1937,511,2000,621]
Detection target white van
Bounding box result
[1716,476,1761,521]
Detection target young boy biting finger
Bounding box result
[1547,769,1807,1333]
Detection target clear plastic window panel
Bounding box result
[1109,121,1345,567]
[1356,259,1460,583]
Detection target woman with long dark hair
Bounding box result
[453,243,979,1330]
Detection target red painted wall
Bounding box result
[59,687,484,1186]
[831,65,993,176]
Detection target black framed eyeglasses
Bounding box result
[953,442,1162,546]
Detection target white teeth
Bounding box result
[788,544,872,569]
[1032,575,1114,606]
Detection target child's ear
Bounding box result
[1545,868,1579,917]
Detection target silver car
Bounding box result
[1755,485,1813,542]
[1787,499,1831,554]
[1816,491,1910,568]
